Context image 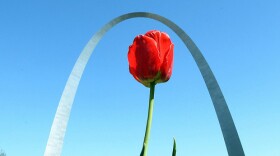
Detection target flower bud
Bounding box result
[128,30,174,87]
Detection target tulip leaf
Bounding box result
[172,138,176,156]
[140,143,146,156]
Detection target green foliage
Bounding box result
[172,138,176,156]
[140,143,145,156]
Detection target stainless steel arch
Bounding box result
[44,12,245,156]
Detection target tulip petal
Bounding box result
[145,31,173,64]
[128,35,161,87]
[128,43,140,83]
[157,43,174,83]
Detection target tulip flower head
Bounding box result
[128,30,174,87]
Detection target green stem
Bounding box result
[141,82,156,156]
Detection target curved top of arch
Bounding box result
[44,12,244,156]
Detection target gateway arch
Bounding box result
[44,12,245,156]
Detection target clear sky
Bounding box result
[0,0,279,156]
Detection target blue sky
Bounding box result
[0,0,279,156]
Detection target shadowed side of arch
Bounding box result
[44,12,244,156]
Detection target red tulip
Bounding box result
[128,30,174,87]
